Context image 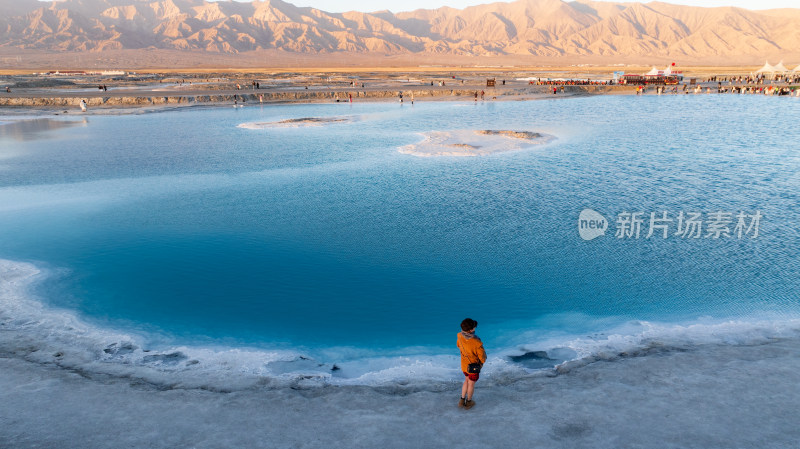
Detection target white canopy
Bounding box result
[663,65,673,75]
[756,61,775,73]
[645,66,659,76]
[773,60,789,72]
[793,64,800,73]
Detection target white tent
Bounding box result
[756,61,775,73]
[645,66,659,76]
[793,64,800,73]
[663,65,673,75]
[773,60,789,72]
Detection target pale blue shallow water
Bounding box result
[1,96,799,363]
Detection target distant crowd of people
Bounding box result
[529,79,610,86]
[707,74,800,85]
[638,83,800,97]
[716,85,799,96]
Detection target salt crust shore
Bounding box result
[2,340,799,448]
[2,259,800,447]
[400,129,556,157]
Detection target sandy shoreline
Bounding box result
[2,339,799,448]
[0,86,600,111]
[0,68,656,111]
[3,67,796,112]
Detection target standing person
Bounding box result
[457,318,486,410]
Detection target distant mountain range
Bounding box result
[1,0,799,64]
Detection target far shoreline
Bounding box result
[2,66,798,112]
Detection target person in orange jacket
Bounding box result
[457,318,486,409]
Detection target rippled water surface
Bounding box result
[1,96,799,355]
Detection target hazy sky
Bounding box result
[268,0,796,12]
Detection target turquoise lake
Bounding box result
[1,96,799,367]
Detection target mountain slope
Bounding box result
[0,0,797,60]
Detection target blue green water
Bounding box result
[1,96,799,356]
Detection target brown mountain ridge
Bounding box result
[1,0,798,63]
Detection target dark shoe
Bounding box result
[464,399,475,410]
[458,397,465,408]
